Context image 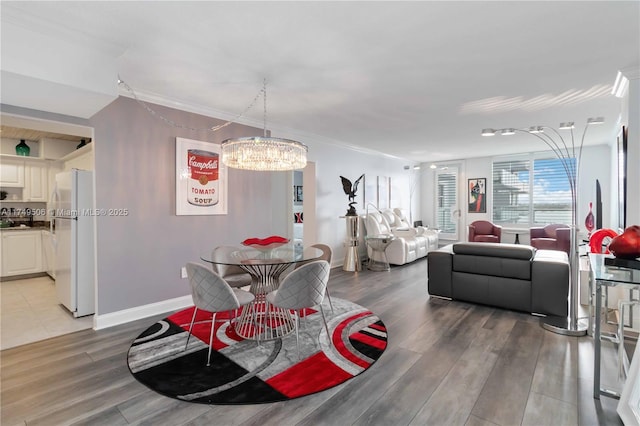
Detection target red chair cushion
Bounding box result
[531,238,557,250]
[474,235,500,243]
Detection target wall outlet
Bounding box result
[181,266,188,279]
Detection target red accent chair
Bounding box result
[530,224,571,254]
[468,220,502,243]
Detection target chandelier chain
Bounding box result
[263,78,267,137]
[118,77,265,133]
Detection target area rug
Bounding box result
[127,298,387,404]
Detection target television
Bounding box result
[596,179,602,230]
[618,126,628,230]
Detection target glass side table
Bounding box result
[365,234,395,271]
[589,253,640,399]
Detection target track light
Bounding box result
[481,118,603,137]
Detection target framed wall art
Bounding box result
[468,177,486,213]
[176,137,227,215]
[363,174,377,210]
[294,185,303,203]
[377,176,390,210]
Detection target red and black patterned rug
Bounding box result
[127,298,387,404]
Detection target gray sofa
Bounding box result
[427,242,569,317]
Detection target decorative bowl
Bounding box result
[608,225,640,259]
[242,235,290,252]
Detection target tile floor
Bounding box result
[0,275,93,350]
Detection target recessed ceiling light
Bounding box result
[481,128,496,136]
[528,126,544,134]
[501,128,515,136]
[559,122,575,130]
[587,117,604,125]
[429,164,437,169]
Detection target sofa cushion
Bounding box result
[453,242,535,260]
[531,249,569,316]
[474,235,500,243]
[530,238,557,250]
[452,243,534,280]
[452,272,531,312]
[453,255,531,280]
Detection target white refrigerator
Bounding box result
[52,169,95,317]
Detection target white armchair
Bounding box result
[363,209,438,266]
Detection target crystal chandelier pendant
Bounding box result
[221,136,307,171]
[221,79,307,171]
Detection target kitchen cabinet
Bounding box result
[0,157,25,187]
[1,230,43,277]
[23,162,48,202]
[41,230,55,278]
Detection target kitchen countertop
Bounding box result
[0,221,50,232]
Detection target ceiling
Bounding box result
[1,1,639,162]
[0,125,86,143]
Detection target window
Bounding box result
[492,155,574,226]
[436,170,457,234]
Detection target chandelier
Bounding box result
[221,79,307,171]
[118,76,307,171]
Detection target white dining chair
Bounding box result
[185,262,255,366]
[211,246,252,288]
[310,243,334,313]
[266,260,331,358]
[289,243,334,313]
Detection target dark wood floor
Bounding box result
[1,257,626,425]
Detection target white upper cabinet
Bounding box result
[23,161,48,201]
[0,158,25,187]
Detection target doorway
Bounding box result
[435,164,462,241]
[286,162,316,249]
[0,276,93,349]
[0,113,96,349]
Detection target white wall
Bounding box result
[286,137,413,266]
[623,69,640,227]
[420,144,615,244]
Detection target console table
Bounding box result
[590,253,640,399]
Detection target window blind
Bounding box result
[492,155,574,226]
[436,173,457,233]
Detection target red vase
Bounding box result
[585,202,595,237]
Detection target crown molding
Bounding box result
[621,65,640,80]
[117,86,410,162]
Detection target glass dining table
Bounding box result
[201,245,323,341]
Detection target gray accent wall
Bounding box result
[3,98,418,318]
[90,97,278,314]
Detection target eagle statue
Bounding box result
[340,174,365,216]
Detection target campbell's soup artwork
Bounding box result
[187,149,219,206]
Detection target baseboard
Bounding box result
[0,272,48,282]
[94,295,194,330]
